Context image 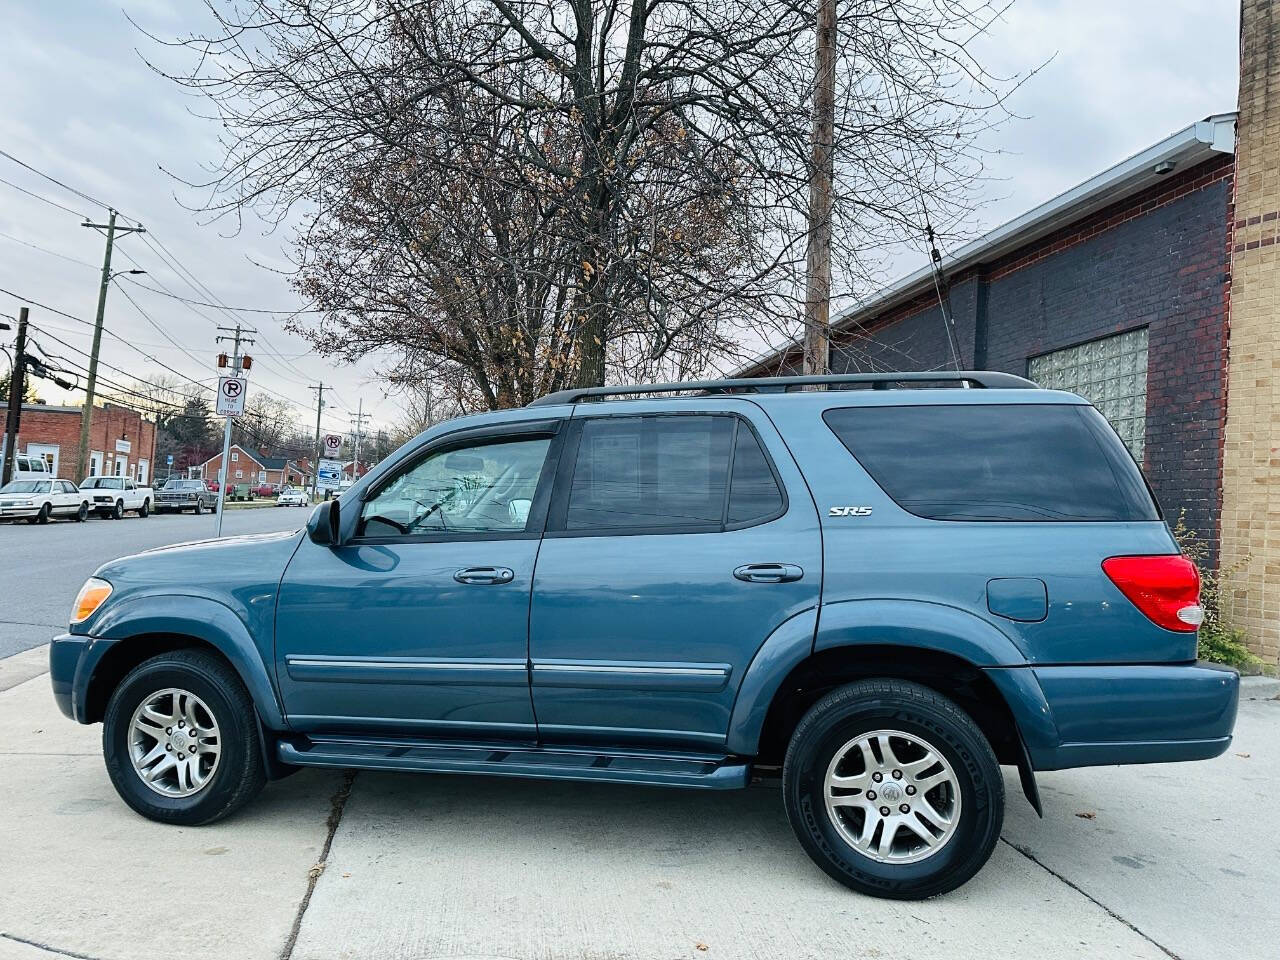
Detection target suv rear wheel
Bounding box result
[102,649,266,825]
[782,678,1003,900]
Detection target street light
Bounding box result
[109,269,147,281]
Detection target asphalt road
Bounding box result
[0,506,308,658]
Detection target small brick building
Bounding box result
[740,1,1280,663]
[0,402,157,483]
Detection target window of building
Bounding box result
[231,451,239,462]
[824,404,1159,523]
[1028,328,1149,461]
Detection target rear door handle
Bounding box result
[733,563,804,584]
[454,566,515,585]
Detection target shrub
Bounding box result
[1171,513,1261,669]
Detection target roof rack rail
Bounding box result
[527,371,1038,407]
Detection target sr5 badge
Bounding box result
[829,506,873,517]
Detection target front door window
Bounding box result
[358,437,551,539]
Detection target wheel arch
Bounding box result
[84,594,284,728]
[728,599,1033,766]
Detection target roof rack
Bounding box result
[527,371,1038,407]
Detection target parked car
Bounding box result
[155,478,217,515]
[206,479,221,493]
[49,372,1239,900]
[276,486,310,507]
[6,453,53,481]
[254,483,277,498]
[78,476,152,519]
[0,478,89,523]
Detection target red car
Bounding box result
[254,483,277,497]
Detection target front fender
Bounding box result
[88,593,285,728]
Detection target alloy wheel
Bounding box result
[128,687,222,798]
[823,728,962,864]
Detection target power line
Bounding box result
[115,274,322,316]
[0,148,131,221]
[0,228,99,269]
[0,175,87,218]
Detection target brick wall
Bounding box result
[818,156,1234,557]
[1,403,157,483]
[1221,0,1280,663]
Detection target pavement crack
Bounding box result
[1,931,106,960]
[279,769,357,960]
[1000,837,1184,960]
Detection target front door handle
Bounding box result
[733,563,804,584]
[454,566,515,585]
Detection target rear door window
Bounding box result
[559,414,784,533]
[823,403,1159,522]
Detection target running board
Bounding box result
[277,737,751,790]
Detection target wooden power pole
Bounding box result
[804,0,837,376]
[2,307,30,487]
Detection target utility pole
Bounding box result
[2,307,30,487]
[308,383,326,499]
[213,323,255,536]
[77,210,146,481]
[350,398,370,482]
[803,0,836,376]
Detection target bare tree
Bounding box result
[145,0,1021,406]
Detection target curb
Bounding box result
[1241,674,1280,700]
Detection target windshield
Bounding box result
[81,477,123,489]
[1,480,49,494]
[163,480,202,490]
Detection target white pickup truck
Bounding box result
[79,476,153,519]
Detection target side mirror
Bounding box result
[307,499,342,546]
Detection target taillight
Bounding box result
[1101,555,1203,632]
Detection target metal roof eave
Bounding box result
[734,112,1238,376]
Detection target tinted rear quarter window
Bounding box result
[823,403,1159,522]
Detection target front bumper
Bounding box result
[50,633,118,723]
[0,505,39,518]
[987,661,1240,771]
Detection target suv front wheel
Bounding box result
[102,649,266,825]
[783,678,1003,900]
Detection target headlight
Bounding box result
[71,578,113,624]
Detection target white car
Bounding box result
[7,454,54,482]
[276,486,311,507]
[79,476,154,519]
[0,478,90,524]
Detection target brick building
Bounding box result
[0,402,157,483]
[197,444,266,486]
[196,446,310,488]
[740,1,1280,663]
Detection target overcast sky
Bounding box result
[0,0,1240,430]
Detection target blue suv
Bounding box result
[49,372,1239,899]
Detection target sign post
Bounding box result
[213,325,254,536]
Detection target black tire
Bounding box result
[139,499,150,518]
[36,503,52,524]
[111,499,124,520]
[102,649,266,825]
[193,499,204,515]
[76,502,89,522]
[782,679,1003,900]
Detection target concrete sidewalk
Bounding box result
[1,650,1274,960]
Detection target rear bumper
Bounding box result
[49,633,118,723]
[987,661,1239,771]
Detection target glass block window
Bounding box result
[1028,328,1149,462]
